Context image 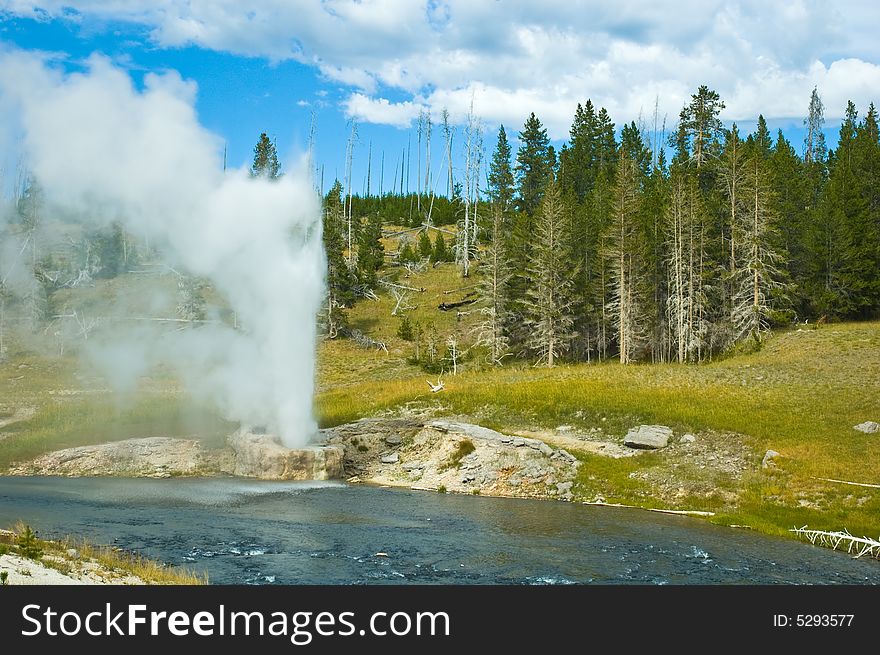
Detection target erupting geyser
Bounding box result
[0,51,325,447]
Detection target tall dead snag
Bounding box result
[457,99,482,278]
[441,108,454,199]
[718,124,747,328]
[474,206,511,365]
[524,179,577,366]
[665,170,710,363]
[344,120,358,267]
[605,154,647,364]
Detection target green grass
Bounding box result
[313,321,880,540]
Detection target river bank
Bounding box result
[0,526,206,585]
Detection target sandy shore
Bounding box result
[1,552,146,585]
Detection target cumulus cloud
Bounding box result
[343,93,424,128]
[3,1,879,135]
[0,49,325,447]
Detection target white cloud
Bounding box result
[343,93,423,128]
[3,1,879,135]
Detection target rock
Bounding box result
[228,431,344,480]
[854,421,880,434]
[556,425,574,433]
[762,450,781,469]
[624,425,673,450]
[679,434,696,444]
[7,437,216,477]
[380,452,400,464]
[385,434,403,446]
[537,442,554,457]
[556,481,573,494]
[66,549,79,559]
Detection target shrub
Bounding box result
[397,315,415,341]
[16,525,43,560]
[440,439,475,471]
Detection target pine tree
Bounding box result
[769,130,808,316]
[322,180,356,337]
[487,125,515,214]
[524,179,577,366]
[418,230,434,259]
[474,206,512,365]
[515,113,552,216]
[356,212,384,289]
[807,101,872,317]
[398,240,418,264]
[251,132,280,179]
[751,115,773,159]
[559,100,599,202]
[431,232,451,263]
[676,85,726,169]
[731,147,786,343]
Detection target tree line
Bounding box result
[320,86,880,366]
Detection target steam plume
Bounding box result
[0,50,324,447]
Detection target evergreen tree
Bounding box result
[751,115,773,159]
[559,100,599,202]
[356,212,384,289]
[515,113,553,216]
[322,180,356,337]
[769,130,808,315]
[487,125,515,213]
[431,232,451,263]
[675,85,726,168]
[524,179,577,366]
[731,146,786,342]
[418,230,434,259]
[807,101,878,317]
[474,206,512,365]
[251,132,280,179]
[398,240,418,264]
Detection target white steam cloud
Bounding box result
[0,50,325,447]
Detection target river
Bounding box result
[0,476,876,584]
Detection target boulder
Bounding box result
[854,421,880,434]
[761,450,781,469]
[380,452,400,464]
[679,434,696,444]
[384,434,403,446]
[624,425,673,450]
[228,431,344,480]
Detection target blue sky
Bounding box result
[2,1,879,196]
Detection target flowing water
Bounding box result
[0,476,877,584]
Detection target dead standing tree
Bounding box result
[457,99,483,278]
